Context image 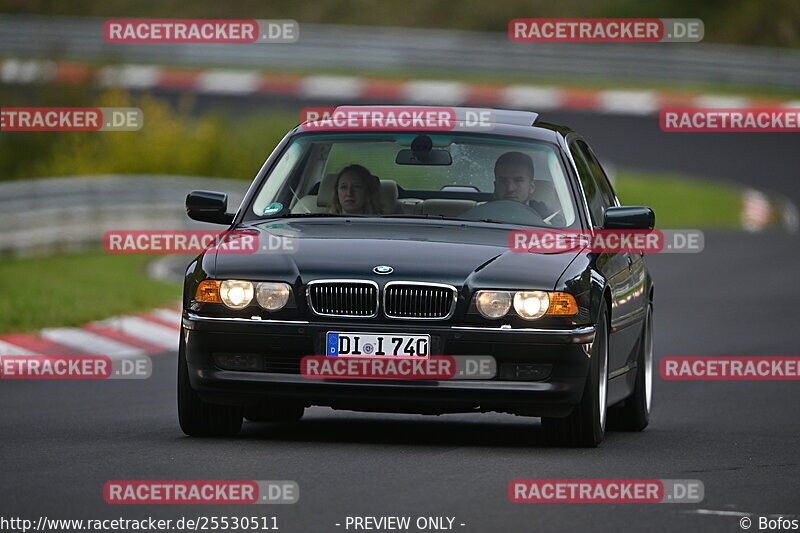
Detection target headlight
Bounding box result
[513,291,550,320]
[256,282,291,311]
[472,290,578,320]
[219,280,254,309]
[475,290,512,319]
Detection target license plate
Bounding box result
[326,332,430,358]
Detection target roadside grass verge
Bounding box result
[0,251,181,335]
[614,171,742,228]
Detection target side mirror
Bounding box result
[603,206,655,230]
[186,190,234,225]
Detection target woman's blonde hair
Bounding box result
[329,164,383,214]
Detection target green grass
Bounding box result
[0,251,181,335]
[615,171,742,228]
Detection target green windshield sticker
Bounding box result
[263,202,284,215]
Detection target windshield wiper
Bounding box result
[261,213,509,224]
[262,213,370,219]
[379,214,507,224]
[379,214,447,219]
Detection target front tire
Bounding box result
[608,303,653,431]
[178,336,243,437]
[542,306,609,447]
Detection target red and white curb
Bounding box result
[0,307,181,358]
[3,58,800,116]
[741,188,799,233]
[742,189,772,232]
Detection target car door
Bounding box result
[569,139,645,379]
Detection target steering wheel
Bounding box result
[458,200,546,226]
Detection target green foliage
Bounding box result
[0,88,296,181]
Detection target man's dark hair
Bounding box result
[494,151,534,179]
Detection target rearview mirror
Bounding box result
[395,149,452,165]
[603,206,655,230]
[186,190,234,225]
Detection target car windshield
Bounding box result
[248,132,580,228]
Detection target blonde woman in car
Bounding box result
[330,164,383,215]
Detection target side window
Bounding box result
[577,141,617,208]
[251,141,306,216]
[569,141,605,226]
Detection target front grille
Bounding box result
[307,280,378,317]
[384,283,456,319]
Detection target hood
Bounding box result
[213,219,580,290]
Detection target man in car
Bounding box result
[493,151,564,225]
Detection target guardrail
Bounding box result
[0,176,248,256]
[1,15,799,90]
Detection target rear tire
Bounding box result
[608,304,652,432]
[542,306,609,447]
[177,336,243,437]
[244,402,305,423]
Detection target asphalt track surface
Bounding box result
[1,104,799,532]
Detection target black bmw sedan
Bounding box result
[178,106,654,447]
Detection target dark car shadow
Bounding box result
[236,410,552,448]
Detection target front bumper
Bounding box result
[182,313,595,417]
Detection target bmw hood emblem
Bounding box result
[373,265,393,275]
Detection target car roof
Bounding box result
[295,105,574,143]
